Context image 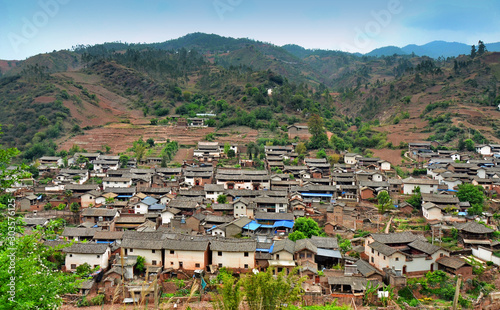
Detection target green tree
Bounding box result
[407,186,422,208]
[316,149,327,159]
[0,228,82,309]
[76,262,93,276]
[339,239,352,254]
[217,194,227,204]
[470,44,477,58]
[295,142,307,156]
[213,273,242,310]
[464,139,475,151]
[376,190,393,214]
[70,202,80,213]
[227,149,236,158]
[119,154,129,168]
[478,40,487,56]
[240,267,305,310]
[146,138,155,147]
[308,114,328,149]
[288,231,306,242]
[135,143,146,163]
[293,217,322,238]
[135,256,145,273]
[224,142,230,155]
[457,183,485,206]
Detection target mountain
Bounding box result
[1,33,500,161]
[365,46,407,57]
[366,41,500,59]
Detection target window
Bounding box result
[171,262,174,265]
[440,253,444,257]
[371,248,374,254]
[69,254,72,257]
[371,257,374,263]
[307,253,312,258]
[218,263,223,267]
[276,254,280,260]
[195,263,200,268]
[170,250,174,254]
[71,264,76,269]
[244,252,249,257]
[179,262,183,268]
[383,256,386,260]
[130,249,133,253]
[97,255,100,258]
[218,251,222,256]
[244,264,249,269]
[152,260,157,265]
[395,257,399,261]
[152,250,155,254]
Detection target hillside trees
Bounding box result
[308,114,328,149]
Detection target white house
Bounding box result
[233,198,254,218]
[210,240,256,270]
[161,207,181,224]
[121,237,163,266]
[402,177,439,194]
[378,160,391,171]
[163,239,209,270]
[204,184,225,202]
[475,145,491,156]
[365,232,448,276]
[422,202,443,221]
[102,177,132,190]
[344,153,361,165]
[64,243,111,271]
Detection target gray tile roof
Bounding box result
[93,231,124,240]
[163,239,209,251]
[370,232,423,245]
[295,239,317,253]
[436,256,469,269]
[455,221,494,234]
[368,241,398,256]
[355,259,382,277]
[121,238,163,250]
[271,239,295,254]
[310,236,338,249]
[408,240,442,255]
[210,240,256,252]
[81,208,118,217]
[254,212,294,221]
[62,227,100,237]
[63,243,109,254]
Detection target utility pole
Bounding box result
[452,274,462,310]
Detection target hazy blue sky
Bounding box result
[1,0,499,59]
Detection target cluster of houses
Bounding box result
[9,141,500,303]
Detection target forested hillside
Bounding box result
[0,33,499,162]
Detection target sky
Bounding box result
[0,0,499,60]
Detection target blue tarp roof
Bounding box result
[273,220,294,229]
[300,193,333,197]
[117,195,133,198]
[148,203,165,210]
[206,225,217,232]
[142,196,159,206]
[261,224,274,229]
[243,221,262,231]
[438,189,458,192]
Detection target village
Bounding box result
[9,138,500,309]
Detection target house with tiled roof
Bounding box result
[163,239,210,270]
[210,240,256,270]
[63,243,111,271]
[364,232,448,276]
